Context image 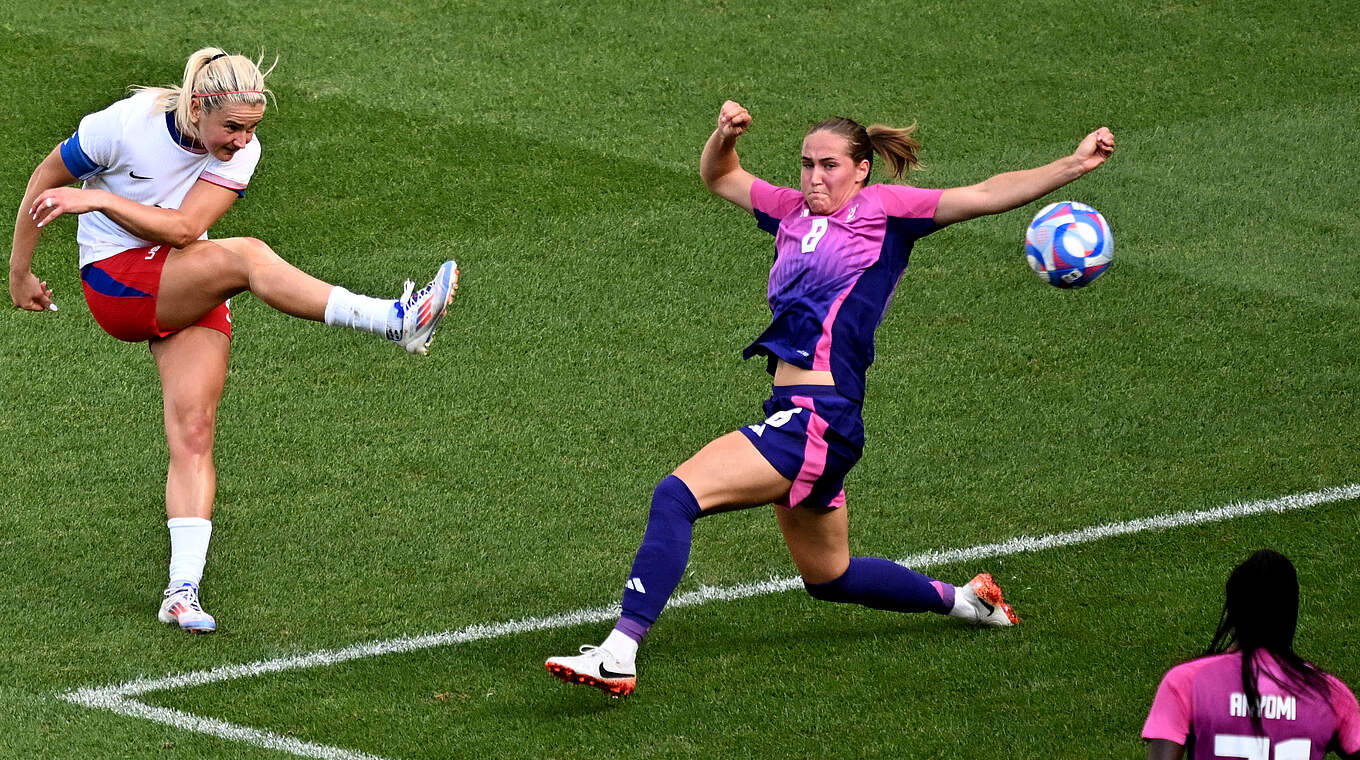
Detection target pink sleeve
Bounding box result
[1142,665,1194,743]
[1329,675,1360,755]
[876,183,944,220]
[750,178,805,219]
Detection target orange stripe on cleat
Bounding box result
[999,602,1020,625]
[970,572,1021,624]
[545,662,635,698]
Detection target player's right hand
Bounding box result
[9,270,55,311]
[717,100,752,139]
[1074,127,1115,173]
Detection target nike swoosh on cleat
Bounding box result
[597,664,633,680]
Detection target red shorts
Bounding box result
[80,245,231,342]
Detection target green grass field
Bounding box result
[2,1,1357,757]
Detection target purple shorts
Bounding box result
[739,385,864,509]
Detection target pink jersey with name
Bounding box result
[744,179,943,402]
[1143,650,1360,760]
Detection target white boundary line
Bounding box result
[60,483,1360,760]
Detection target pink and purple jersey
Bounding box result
[1143,651,1360,759]
[743,179,943,402]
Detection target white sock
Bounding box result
[947,584,977,621]
[167,517,212,589]
[323,286,399,338]
[602,628,639,666]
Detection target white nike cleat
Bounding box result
[157,582,217,634]
[392,260,458,355]
[958,572,1020,627]
[545,645,637,697]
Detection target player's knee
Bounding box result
[217,236,281,271]
[803,571,851,603]
[651,475,702,523]
[166,407,217,457]
[799,562,854,603]
[241,236,282,263]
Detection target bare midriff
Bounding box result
[772,359,835,387]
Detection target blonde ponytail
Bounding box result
[131,47,274,139]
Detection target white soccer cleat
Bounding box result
[545,645,637,697]
[959,572,1020,627]
[157,582,217,634]
[392,260,458,355]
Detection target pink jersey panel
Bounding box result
[1330,675,1360,755]
[786,394,828,507]
[750,178,806,219]
[877,183,943,220]
[1143,657,1203,743]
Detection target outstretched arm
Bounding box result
[700,100,759,213]
[933,127,1115,227]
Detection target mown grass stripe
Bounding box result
[59,483,1360,760]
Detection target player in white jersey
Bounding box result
[8,47,459,633]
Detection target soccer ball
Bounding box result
[1024,201,1113,288]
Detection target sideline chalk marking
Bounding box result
[61,483,1360,759]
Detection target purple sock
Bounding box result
[617,475,703,641]
[804,556,951,614]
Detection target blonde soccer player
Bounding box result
[9,47,459,633]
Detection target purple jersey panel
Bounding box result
[1142,651,1360,760]
[744,180,942,402]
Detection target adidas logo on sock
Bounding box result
[387,302,404,341]
[625,577,646,594]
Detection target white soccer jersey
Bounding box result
[59,90,261,268]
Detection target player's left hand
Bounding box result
[1074,127,1115,173]
[29,187,96,229]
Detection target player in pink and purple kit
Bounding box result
[1143,549,1360,760]
[546,99,1115,696]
